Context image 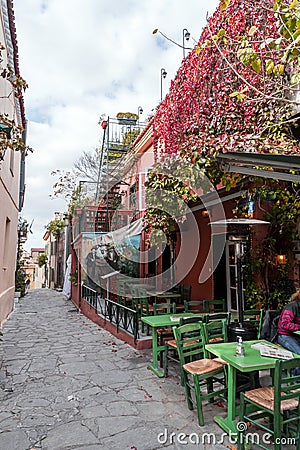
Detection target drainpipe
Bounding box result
[18,125,27,211]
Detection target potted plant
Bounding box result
[69,270,78,284]
[116,112,138,125]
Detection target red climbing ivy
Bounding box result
[153,0,300,164]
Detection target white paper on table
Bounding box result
[251,343,293,359]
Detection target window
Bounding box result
[9,148,15,175]
[129,183,136,209]
[3,217,11,267]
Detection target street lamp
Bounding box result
[160,68,167,102]
[137,106,143,121]
[182,28,190,58]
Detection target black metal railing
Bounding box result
[81,285,140,341]
[82,284,98,308]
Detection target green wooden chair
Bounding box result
[153,301,176,315]
[153,301,177,366]
[184,300,205,313]
[203,298,227,313]
[131,287,152,334]
[203,311,231,326]
[179,285,191,303]
[117,283,130,306]
[128,284,144,309]
[238,358,300,450]
[163,315,203,381]
[200,318,228,345]
[172,322,227,426]
[243,309,264,339]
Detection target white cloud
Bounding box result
[13,0,220,250]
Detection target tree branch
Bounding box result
[205,13,300,106]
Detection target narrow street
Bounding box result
[0,289,229,450]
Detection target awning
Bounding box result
[0,122,12,136]
[217,152,300,183]
[90,217,144,247]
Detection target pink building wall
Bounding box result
[0,149,21,325]
[0,0,26,326]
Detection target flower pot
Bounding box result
[117,118,137,126]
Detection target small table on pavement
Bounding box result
[142,312,203,377]
[205,340,300,436]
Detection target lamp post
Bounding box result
[182,28,190,58]
[160,68,167,102]
[137,106,143,122]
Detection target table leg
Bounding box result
[147,327,165,377]
[214,364,238,436]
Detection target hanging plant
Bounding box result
[240,179,300,309]
[69,270,78,284]
[0,43,32,161]
[46,218,65,239]
[37,253,48,268]
[143,154,207,242]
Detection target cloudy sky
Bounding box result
[13,0,220,251]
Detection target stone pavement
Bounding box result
[0,289,232,450]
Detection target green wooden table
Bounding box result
[129,283,156,290]
[148,291,184,310]
[141,313,203,377]
[146,291,182,300]
[205,340,300,436]
[152,292,182,299]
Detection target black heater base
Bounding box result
[228,321,258,342]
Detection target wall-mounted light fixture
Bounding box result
[276,254,287,265]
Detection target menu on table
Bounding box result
[251,342,293,360]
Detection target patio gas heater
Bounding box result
[210,218,269,341]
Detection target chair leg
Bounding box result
[207,378,214,403]
[159,334,164,368]
[140,311,145,333]
[274,401,282,450]
[238,393,246,450]
[179,364,184,386]
[296,410,300,450]
[297,427,300,450]
[274,435,281,450]
[237,434,245,450]
[193,374,205,426]
[182,371,193,411]
[164,343,169,377]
